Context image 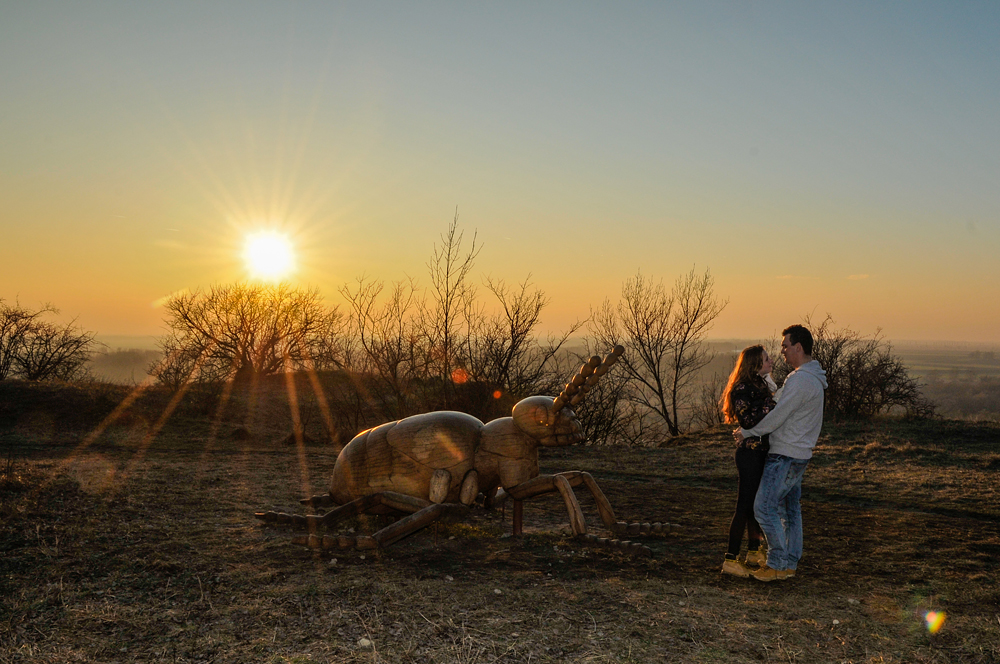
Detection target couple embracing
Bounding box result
[719,325,828,582]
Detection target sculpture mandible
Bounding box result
[256,346,676,556]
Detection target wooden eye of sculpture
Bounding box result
[255,346,678,557]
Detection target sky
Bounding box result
[2,1,999,345]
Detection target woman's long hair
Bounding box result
[720,344,766,424]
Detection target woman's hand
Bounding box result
[733,428,745,443]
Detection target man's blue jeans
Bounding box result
[753,454,810,571]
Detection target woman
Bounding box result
[719,344,777,577]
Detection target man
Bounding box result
[734,324,827,582]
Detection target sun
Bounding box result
[243,231,295,281]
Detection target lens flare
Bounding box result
[451,368,469,385]
[924,610,946,634]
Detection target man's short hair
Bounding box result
[782,324,813,355]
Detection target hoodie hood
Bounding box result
[795,359,828,389]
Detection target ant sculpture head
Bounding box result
[510,346,624,447]
[511,396,583,447]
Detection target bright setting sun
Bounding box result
[243,231,295,281]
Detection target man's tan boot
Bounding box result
[752,565,790,582]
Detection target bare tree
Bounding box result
[0,300,97,381]
[425,209,480,406]
[151,282,344,386]
[339,276,429,419]
[464,277,582,400]
[0,300,49,380]
[591,267,727,436]
[15,318,97,381]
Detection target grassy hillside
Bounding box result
[1,380,998,662]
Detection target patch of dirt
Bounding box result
[2,415,998,662]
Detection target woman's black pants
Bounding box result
[727,440,768,556]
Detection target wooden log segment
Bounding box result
[255,491,432,530]
[557,471,618,531]
[612,520,681,536]
[458,470,479,505]
[553,345,624,410]
[506,474,587,536]
[553,356,602,411]
[372,503,469,548]
[429,469,451,503]
[579,533,652,558]
[291,502,471,551]
[293,534,378,550]
[300,493,337,508]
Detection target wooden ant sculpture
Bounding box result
[256,346,676,556]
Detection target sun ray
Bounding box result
[196,377,236,482]
[303,361,338,447]
[24,378,158,507]
[118,344,218,485]
[283,356,314,524]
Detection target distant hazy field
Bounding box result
[86,339,1000,421]
[894,344,1000,421]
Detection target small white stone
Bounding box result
[848,598,859,605]
[833,620,840,625]
[328,558,337,567]
[494,588,503,595]
[358,637,373,648]
[448,535,455,540]
[359,554,365,560]
[445,575,454,582]
[678,601,685,606]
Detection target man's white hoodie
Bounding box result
[742,360,828,460]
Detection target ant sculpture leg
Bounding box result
[497,471,680,557]
[556,471,681,537]
[255,491,471,551]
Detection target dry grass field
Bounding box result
[2,379,999,663]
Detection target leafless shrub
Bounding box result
[690,369,732,430]
[338,215,579,423]
[465,277,582,401]
[590,268,727,437]
[776,315,935,419]
[339,276,428,420]
[0,300,97,382]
